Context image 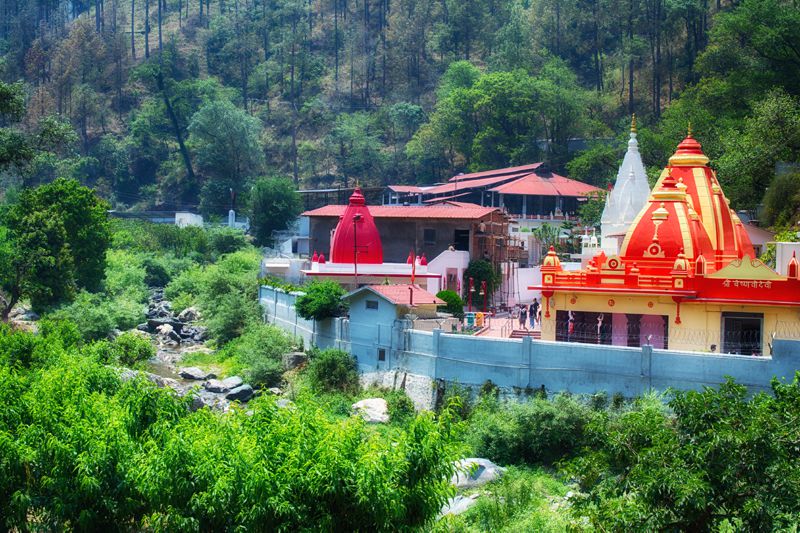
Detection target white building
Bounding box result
[599,116,651,255]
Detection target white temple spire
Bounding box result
[600,116,651,255]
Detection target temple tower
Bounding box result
[600,115,652,254]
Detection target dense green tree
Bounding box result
[188,100,265,214]
[0,210,75,319]
[249,176,303,246]
[463,260,501,308]
[5,179,111,291]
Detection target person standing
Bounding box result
[530,299,540,328]
[519,306,528,329]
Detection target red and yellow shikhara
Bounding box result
[534,132,800,354]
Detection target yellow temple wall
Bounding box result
[541,292,799,353]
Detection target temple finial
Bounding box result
[631,113,637,134]
[687,121,692,137]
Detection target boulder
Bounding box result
[440,494,481,516]
[204,376,242,393]
[226,384,254,402]
[178,307,200,322]
[179,367,216,380]
[136,323,150,332]
[352,398,390,424]
[204,379,229,393]
[223,376,244,389]
[189,395,207,412]
[450,458,505,490]
[268,387,283,395]
[147,318,183,333]
[283,351,308,369]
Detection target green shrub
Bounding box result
[208,226,248,256]
[467,394,594,465]
[219,323,294,387]
[436,290,465,318]
[141,254,172,287]
[385,389,416,424]
[440,381,474,420]
[111,332,156,367]
[50,291,146,342]
[206,292,261,344]
[104,249,149,303]
[295,281,348,320]
[307,348,359,393]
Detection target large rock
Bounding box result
[450,458,505,490]
[283,351,308,369]
[180,325,209,342]
[223,376,243,389]
[178,306,200,322]
[352,398,390,424]
[204,376,243,393]
[440,494,481,516]
[226,384,254,402]
[147,318,183,333]
[179,367,216,380]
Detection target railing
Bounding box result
[500,317,515,338]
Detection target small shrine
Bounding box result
[535,130,800,355]
[302,187,456,290]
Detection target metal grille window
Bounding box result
[366,300,379,310]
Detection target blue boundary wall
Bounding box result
[260,286,800,395]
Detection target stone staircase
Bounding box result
[510,329,541,339]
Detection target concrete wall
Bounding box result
[260,285,800,396]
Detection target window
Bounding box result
[378,348,386,361]
[423,228,437,245]
[365,300,379,310]
[721,312,763,355]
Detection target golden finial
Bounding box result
[687,121,692,137]
[631,113,637,134]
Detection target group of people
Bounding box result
[514,299,541,330]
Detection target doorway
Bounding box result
[721,312,763,355]
[453,229,470,252]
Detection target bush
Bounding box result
[50,291,146,342]
[111,332,156,367]
[440,381,474,420]
[219,324,295,387]
[467,394,594,465]
[436,290,465,318]
[385,390,416,424]
[206,291,261,345]
[307,348,359,393]
[208,226,248,256]
[295,281,348,320]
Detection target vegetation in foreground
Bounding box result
[2,190,799,530]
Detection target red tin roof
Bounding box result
[353,284,445,306]
[304,204,500,220]
[447,163,543,182]
[488,172,601,196]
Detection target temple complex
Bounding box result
[536,131,800,355]
[600,116,651,254]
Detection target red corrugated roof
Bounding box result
[488,172,601,196]
[303,204,500,219]
[360,284,445,305]
[424,173,529,195]
[423,191,471,203]
[447,163,543,182]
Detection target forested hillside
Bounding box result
[1,0,800,223]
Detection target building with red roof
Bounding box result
[303,193,523,265]
[533,132,800,356]
[383,163,601,226]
